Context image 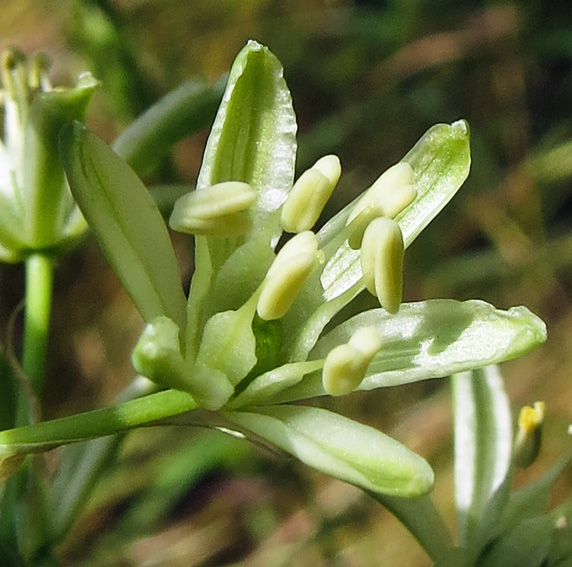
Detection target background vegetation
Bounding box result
[1,1,571,565]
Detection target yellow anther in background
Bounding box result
[360,217,404,314]
[513,401,545,469]
[257,231,319,320]
[169,181,257,237]
[281,155,341,233]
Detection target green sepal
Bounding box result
[22,72,98,249]
[497,454,571,538]
[478,516,554,567]
[60,122,187,332]
[196,40,297,231]
[195,307,257,386]
[224,404,434,497]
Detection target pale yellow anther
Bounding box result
[267,231,318,278]
[169,181,257,237]
[360,217,404,314]
[257,231,320,320]
[281,155,341,233]
[257,251,316,320]
[346,162,415,248]
[348,326,383,359]
[312,155,342,186]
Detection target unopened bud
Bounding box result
[281,155,341,233]
[513,401,545,469]
[169,181,257,237]
[360,217,404,314]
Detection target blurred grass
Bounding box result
[1,0,572,565]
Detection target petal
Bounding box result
[224,404,434,497]
[265,299,546,404]
[60,123,187,332]
[319,120,471,301]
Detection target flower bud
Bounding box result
[169,181,257,237]
[513,401,545,469]
[360,217,404,314]
[281,155,341,233]
[323,326,382,396]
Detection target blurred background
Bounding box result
[1,0,572,565]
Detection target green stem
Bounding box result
[368,492,453,561]
[22,254,54,395]
[17,254,54,426]
[0,389,198,455]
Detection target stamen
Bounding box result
[360,217,404,314]
[169,181,257,237]
[346,162,415,249]
[322,327,381,396]
[281,155,341,233]
[257,231,319,320]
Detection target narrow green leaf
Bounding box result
[478,516,554,567]
[452,366,513,557]
[497,454,571,538]
[113,76,226,175]
[319,120,471,301]
[60,122,187,332]
[260,299,546,404]
[224,405,434,497]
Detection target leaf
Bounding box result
[254,299,545,405]
[224,404,434,497]
[497,454,571,538]
[113,76,226,175]
[319,120,471,301]
[60,122,187,332]
[478,516,554,567]
[451,366,513,558]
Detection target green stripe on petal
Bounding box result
[264,299,545,404]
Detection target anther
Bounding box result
[281,155,341,233]
[169,181,257,237]
[360,217,404,314]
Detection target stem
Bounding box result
[22,254,54,395]
[0,389,198,455]
[368,492,453,561]
[17,254,54,426]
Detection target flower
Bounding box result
[0,49,97,262]
[58,41,546,498]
